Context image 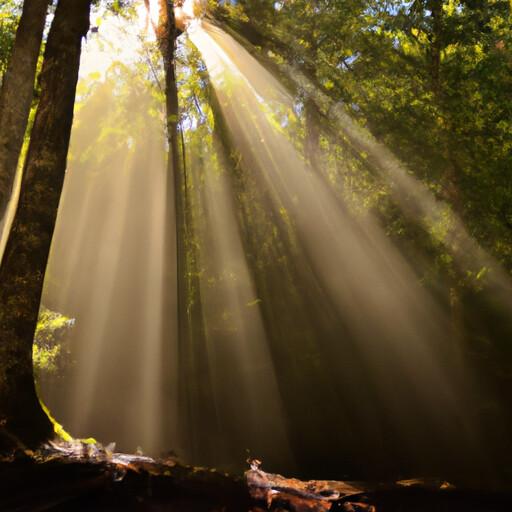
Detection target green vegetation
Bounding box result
[214,0,512,260]
[33,307,74,375]
[211,0,512,360]
[0,0,20,76]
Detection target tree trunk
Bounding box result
[428,0,443,93]
[304,97,321,170]
[156,1,215,461]
[428,0,465,346]
[156,0,192,454]
[0,0,91,449]
[156,0,182,265]
[303,1,321,170]
[0,0,50,224]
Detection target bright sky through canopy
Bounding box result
[79,0,159,80]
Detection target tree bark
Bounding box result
[156,0,182,242]
[303,1,321,169]
[428,0,443,93]
[304,97,321,170]
[156,1,214,461]
[156,0,192,453]
[0,0,92,449]
[0,0,50,224]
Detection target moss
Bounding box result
[39,401,72,442]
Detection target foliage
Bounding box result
[187,1,512,476]
[0,0,21,78]
[33,307,75,376]
[214,0,512,275]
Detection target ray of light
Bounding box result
[39,14,176,455]
[189,21,491,476]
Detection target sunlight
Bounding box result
[176,0,203,31]
[136,0,159,32]
[182,0,205,19]
[39,6,176,456]
[191,20,483,471]
[184,138,293,469]
[149,0,160,27]
[2,0,512,502]
[80,0,162,82]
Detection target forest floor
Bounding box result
[1,441,512,511]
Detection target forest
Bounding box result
[0,0,512,510]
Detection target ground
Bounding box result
[1,441,512,511]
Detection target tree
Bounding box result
[154,0,212,460]
[201,0,512,480]
[0,0,92,449]
[0,0,50,224]
[155,0,183,332]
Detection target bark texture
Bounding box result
[157,1,186,254]
[155,0,187,455]
[156,0,213,461]
[428,0,443,93]
[304,97,321,169]
[0,0,92,448]
[0,0,50,222]
[157,0,183,261]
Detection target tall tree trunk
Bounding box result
[156,1,212,461]
[156,0,182,254]
[156,0,191,454]
[303,0,321,170]
[0,0,50,224]
[428,0,466,344]
[304,97,321,169]
[428,0,443,93]
[0,0,91,449]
